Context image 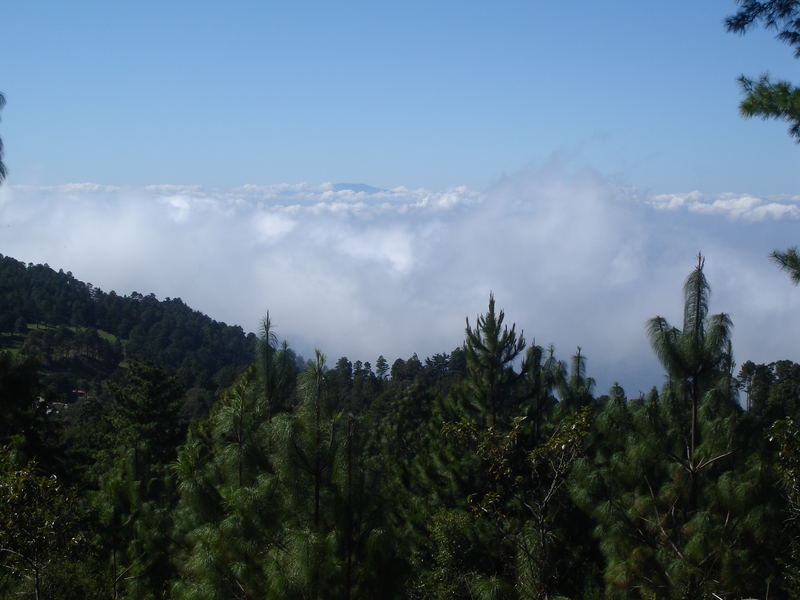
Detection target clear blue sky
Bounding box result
[3,0,798,193]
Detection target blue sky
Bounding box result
[2,1,800,392]
[3,0,799,192]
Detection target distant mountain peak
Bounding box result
[331,183,385,194]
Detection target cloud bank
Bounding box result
[649,191,800,221]
[2,170,799,394]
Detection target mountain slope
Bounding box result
[0,253,256,390]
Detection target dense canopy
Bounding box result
[1,253,799,599]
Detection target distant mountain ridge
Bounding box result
[331,183,385,194]
[0,253,256,390]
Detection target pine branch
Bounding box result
[771,246,800,283]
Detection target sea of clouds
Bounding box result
[2,164,799,394]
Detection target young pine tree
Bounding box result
[172,368,280,599]
[572,256,780,599]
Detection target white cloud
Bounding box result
[146,184,203,195]
[11,182,121,194]
[648,190,702,210]
[252,212,296,243]
[750,202,800,220]
[335,227,414,274]
[651,190,800,222]
[64,183,121,193]
[162,195,193,222]
[2,173,799,394]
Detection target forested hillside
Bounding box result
[0,253,257,391]
[1,254,799,599]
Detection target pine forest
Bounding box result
[4,1,800,598]
[1,251,799,599]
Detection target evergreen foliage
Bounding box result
[726,0,800,140]
[0,447,82,599]
[572,256,780,599]
[726,2,800,288]
[0,254,256,391]
[463,293,525,428]
[0,351,45,454]
[772,246,800,284]
[1,253,799,597]
[172,367,278,599]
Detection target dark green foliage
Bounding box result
[111,362,186,463]
[412,508,507,599]
[96,445,178,599]
[14,316,27,334]
[2,252,800,597]
[727,0,800,53]
[726,2,800,313]
[556,346,595,416]
[0,351,62,470]
[572,257,782,599]
[83,362,187,599]
[737,73,800,138]
[391,353,425,383]
[0,254,255,390]
[375,355,389,380]
[767,418,800,597]
[172,368,278,599]
[739,359,800,427]
[772,246,800,284]
[519,344,560,440]
[444,407,593,599]
[275,351,336,533]
[0,447,84,599]
[726,0,800,140]
[463,293,525,428]
[256,314,298,416]
[0,351,42,446]
[409,297,599,599]
[173,350,404,599]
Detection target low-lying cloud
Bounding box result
[650,191,800,221]
[2,168,799,394]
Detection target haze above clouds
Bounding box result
[3,165,799,393]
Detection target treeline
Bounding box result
[0,254,256,389]
[1,258,800,598]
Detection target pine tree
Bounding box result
[645,254,735,498]
[375,355,389,381]
[331,415,406,599]
[769,417,800,597]
[110,362,185,463]
[520,344,560,442]
[463,293,526,429]
[93,362,185,599]
[572,255,779,599]
[257,313,297,417]
[95,445,176,599]
[267,350,339,598]
[555,346,595,416]
[172,368,279,599]
[412,297,595,598]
